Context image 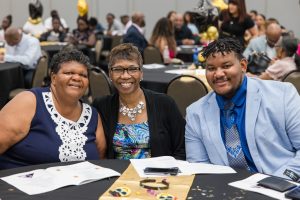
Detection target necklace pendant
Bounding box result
[119,101,145,121]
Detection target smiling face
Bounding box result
[255,15,265,27]
[109,59,143,96]
[228,2,239,15]
[51,61,89,100]
[205,51,247,99]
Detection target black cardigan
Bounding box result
[92,88,186,160]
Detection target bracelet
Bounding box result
[140,179,169,190]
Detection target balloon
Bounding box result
[207,26,218,40]
[211,0,228,11]
[77,0,88,17]
[198,51,205,62]
[29,0,43,19]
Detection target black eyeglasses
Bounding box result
[110,66,141,76]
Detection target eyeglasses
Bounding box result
[110,66,141,76]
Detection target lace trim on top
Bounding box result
[42,92,92,162]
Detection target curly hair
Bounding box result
[202,37,244,60]
[108,43,143,68]
[50,49,90,74]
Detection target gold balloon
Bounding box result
[198,51,205,62]
[211,0,228,11]
[77,0,88,17]
[201,32,208,40]
[207,26,218,41]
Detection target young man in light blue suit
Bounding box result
[185,37,300,181]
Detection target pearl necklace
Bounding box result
[119,101,145,121]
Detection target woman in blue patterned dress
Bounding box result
[93,43,185,160]
[0,49,106,169]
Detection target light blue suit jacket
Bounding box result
[185,77,300,179]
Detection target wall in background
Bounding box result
[0,0,299,40]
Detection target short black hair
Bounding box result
[250,10,258,16]
[50,49,90,74]
[89,17,98,26]
[202,38,244,60]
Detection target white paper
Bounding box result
[130,156,236,178]
[142,64,166,69]
[229,173,300,200]
[130,156,181,177]
[165,69,205,76]
[1,161,120,195]
[178,162,236,174]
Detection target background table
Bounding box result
[141,65,179,93]
[141,64,210,93]
[0,62,24,109]
[0,160,274,200]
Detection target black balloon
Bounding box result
[29,0,43,19]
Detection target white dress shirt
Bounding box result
[23,21,47,38]
[5,33,42,69]
[44,17,68,30]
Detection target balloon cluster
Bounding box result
[211,0,228,11]
[201,26,219,45]
[77,0,88,17]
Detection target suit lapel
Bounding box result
[204,94,228,165]
[245,78,263,172]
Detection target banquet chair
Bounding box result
[282,69,300,94]
[143,46,163,64]
[94,39,103,65]
[9,51,49,100]
[89,66,114,102]
[111,35,123,49]
[166,75,208,117]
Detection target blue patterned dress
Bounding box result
[113,122,151,159]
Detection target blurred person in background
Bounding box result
[251,35,299,81]
[150,17,177,59]
[174,13,196,45]
[0,27,42,88]
[120,15,132,34]
[44,10,68,33]
[0,15,12,42]
[40,16,66,42]
[105,13,124,36]
[183,11,199,35]
[249,10,257,22]
[255,14,266,36]
[218,0,258,47]
[69,16,96,48]
[89,17,105,38]
[167,10,177,27]
[243,23,282,60]
[123,12,148,54]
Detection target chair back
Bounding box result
[282,70,300,94]
[89,67,114,101]
[32,51,49,87]
[111,35,123,49]
[143,46,163,64]
[95,39,103,64]
[166,75,208,117]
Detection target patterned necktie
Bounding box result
[224,102,249,170]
